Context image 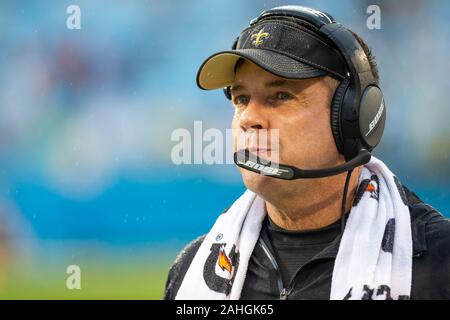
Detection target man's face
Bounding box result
[231,60,343,199]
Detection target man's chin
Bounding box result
[240,168,309,202]
[241,170,282,196]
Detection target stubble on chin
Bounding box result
[240,169,300,202]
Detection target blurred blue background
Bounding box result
[0,0,448,298]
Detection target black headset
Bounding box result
[225,5,386,163]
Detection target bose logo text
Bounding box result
[365,100,384,137]
[244,160,283,176]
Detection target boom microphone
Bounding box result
[233,148,371,180]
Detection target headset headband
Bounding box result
[251,6,377,115]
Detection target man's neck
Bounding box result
[266,167,361,231]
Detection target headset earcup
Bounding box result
[358,85,386,150]
[330,79,349,155]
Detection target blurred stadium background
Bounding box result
[0,0,449,299]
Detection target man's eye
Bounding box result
[233,95,250,106]
[275,92,293,100]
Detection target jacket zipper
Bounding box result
[258,237,289,299]
[258,237,337,300]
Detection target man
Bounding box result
[164,5,449,300]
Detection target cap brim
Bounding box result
[197,49,328,90]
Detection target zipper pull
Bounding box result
[280,288,289,300]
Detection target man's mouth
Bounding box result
[247,147,272,157]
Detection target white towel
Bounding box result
[175,156,412,300]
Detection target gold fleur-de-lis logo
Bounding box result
[251,28,269,47]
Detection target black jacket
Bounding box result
[163,185,450,300]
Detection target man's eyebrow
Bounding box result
[265,79,292,88]
[230,79,293,94]
[229,84,245,93]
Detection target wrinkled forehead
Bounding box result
[232,59,321,92]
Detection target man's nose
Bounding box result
[239,98,269,132]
